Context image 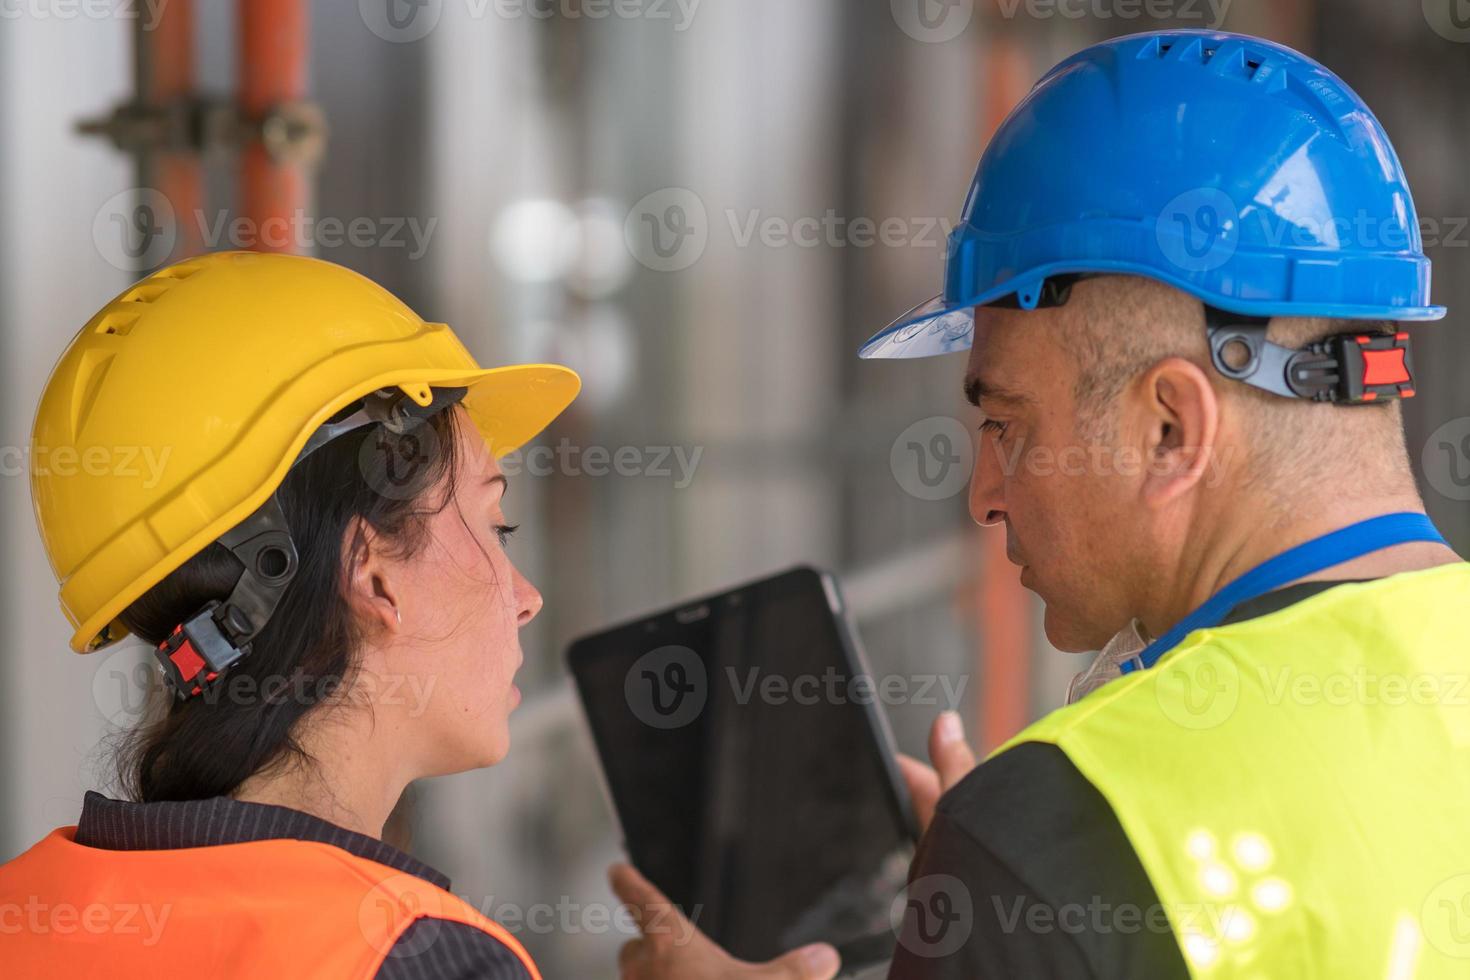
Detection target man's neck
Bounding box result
[1144,494,1462,641]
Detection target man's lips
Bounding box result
[1004,525,1023,568]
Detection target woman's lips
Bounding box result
[508,653,525,707]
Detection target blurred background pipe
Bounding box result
[139,0,203,261]
[239,0,312,254]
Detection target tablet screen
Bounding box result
[569,567,915,963]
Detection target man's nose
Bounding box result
[969,435,1007,526]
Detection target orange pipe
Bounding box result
[239,0,310,254]
[975,530,1032,752]
[145,0,193,100]
[972,35,1037,752]
[143,0,203,261]
[239,0,308,115]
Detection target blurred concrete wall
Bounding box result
[0,9,135,854]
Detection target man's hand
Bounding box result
[896,710,978,834]
[609,863,841,980]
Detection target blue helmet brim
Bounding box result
[859,265,1448,360]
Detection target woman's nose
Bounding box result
[515,569,544,627]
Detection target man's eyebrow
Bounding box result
[963,375,1032,408]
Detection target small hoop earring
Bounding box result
[395,608,402,624]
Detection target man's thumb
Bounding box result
[762,943,841,979]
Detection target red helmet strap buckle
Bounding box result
[1205,308,1415,405]
[153,495,298,700]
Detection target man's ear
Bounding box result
[1135,357,1219,509]
[343,516,402,638]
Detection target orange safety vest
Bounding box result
[0,825,542,979]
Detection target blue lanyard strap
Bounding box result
[1120,512,1447,674]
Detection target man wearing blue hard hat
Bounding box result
[613,28,1470,980]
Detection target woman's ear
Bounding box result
[1137,357,1220,509]
[343,516,402,638]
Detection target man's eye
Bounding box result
[494,523,520,547]
[978,418,1008,436]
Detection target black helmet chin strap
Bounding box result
[154,495,298,698]
[154,386,468,700]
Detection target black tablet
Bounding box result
[567,566,917,971]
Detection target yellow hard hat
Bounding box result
[31,250,580,654]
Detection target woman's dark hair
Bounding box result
[113,404,465,803]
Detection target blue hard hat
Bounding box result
[860,30,1445,360]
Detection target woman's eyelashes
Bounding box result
[493,523,520,548]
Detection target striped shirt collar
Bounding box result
[73,789,450,891]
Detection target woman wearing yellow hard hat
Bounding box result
[0,250,843,980]
[0,250,581,977]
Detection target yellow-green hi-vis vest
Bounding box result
[994,563,1470,979]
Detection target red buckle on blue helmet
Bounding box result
[1205,308,1415,405]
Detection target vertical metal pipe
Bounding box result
[239,0,310,253]
[973,34,1037,752]
[138,0,202,263]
